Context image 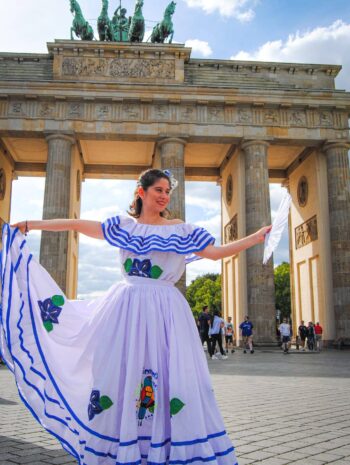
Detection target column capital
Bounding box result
[323,140,350,153]
[157,137,188,148]
[45,133,76,145]
[241,139,270,151]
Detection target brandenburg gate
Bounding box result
[0,40,349,345]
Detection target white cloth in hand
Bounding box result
[263,190,292,265]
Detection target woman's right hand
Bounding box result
[11,221,27,234]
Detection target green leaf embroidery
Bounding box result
[170,398,185,416]
[124,258,133,273]
[150,265,163,280]
[52,295,65,307]
[43,320,54,333]
[149,404,155,414]
[100,396,113,411]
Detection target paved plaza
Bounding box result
[1,349,350,465]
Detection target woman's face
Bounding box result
[139,177,171,213]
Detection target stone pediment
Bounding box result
[48,40,191,84]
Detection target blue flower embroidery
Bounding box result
[129,259,152,278]
[124,258,163,279]
[39,298,62,324]
[38,295,65,332]
[88,390,103,421]
[88,389,113,421]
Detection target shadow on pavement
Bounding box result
[0,435,77,464]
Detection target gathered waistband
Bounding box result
[123,276,175,287]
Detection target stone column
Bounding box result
[242,140,276,343]
[40,134,75,294]
[159,137,186,294]
[323,141,350,342]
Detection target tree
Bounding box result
[186,273,222,318]
[274,262,291,320]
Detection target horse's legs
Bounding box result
[71,27,75,40]
[169,31,174,44]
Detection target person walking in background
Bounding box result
[298,320,308,351]
[279,318,291,354]
[198,305,213,358]
[240,316,254,354]
[314,322,323,351]
[225,316,235,354]
[210,311,227,360]
[307,322,316,351]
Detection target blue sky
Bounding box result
[2,0,350,298]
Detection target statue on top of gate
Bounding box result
[70,0,94,41]
[68,0,176,44]
[97,0,114,41]
[150,1,176,44]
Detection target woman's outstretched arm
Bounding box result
[11,219,104,240]
[196,226,271,261]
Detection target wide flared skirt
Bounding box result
[0,226,237,465]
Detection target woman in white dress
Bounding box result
[1,169,270,465]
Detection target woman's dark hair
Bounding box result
[128,169,171,218]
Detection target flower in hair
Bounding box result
[163,169,178,191]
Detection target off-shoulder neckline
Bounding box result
[131,218,185,227]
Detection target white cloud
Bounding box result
[231,19,350,90]
[185,39,213,57]
[184,0,257,21]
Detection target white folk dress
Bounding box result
[0,217,238,465]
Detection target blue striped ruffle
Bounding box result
[102,216,215,256]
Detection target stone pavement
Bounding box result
[1,349,350,465]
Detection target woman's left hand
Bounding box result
[255,225,272,243]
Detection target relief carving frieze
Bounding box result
[96,104,112,119]
[8,101,26,117]
[122,103,141,119]
[180,105,196,122]
[207,106,224,123]
[319,111,333,127]
[288,110,306,126]
[38,102,56,118]
[295,215,318,249]
[263,109,279,124]
[68,103,83,118]
[238,108,253,123]
[153,104,169,120]
[61,57,175,80]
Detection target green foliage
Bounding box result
[186,273,222,318]
[274,262,291,319]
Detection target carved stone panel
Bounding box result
[207,106,224,123]
[152,104,170,120]
[122,103,141,120]
[319,111,333,127]
[288,110,306,126]
[180,105,196,122]
[297,176,308,207]
[0,168,6,200]
[263,109,279,125]
[226,174,233,205]
[224,214,238,244]
[67,103,83,119]
[96,104,112,120]
[8,101,26,117]
[295,215,318,249]
[60,57,175,81]
[238,108,252,123]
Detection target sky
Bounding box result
[2,0,350,298]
